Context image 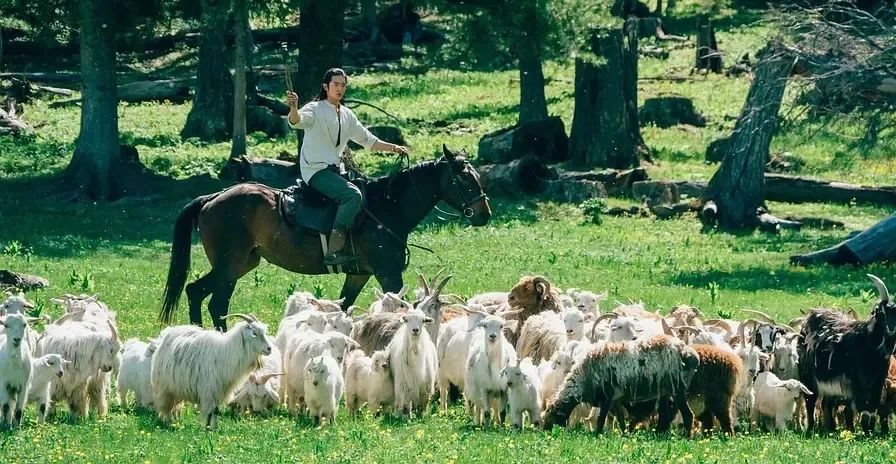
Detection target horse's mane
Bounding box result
[365,159,445,201]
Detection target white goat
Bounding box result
[117,338,158,410]
[37,320,120,419]
[464,308,518,426]
[150,314,272,429]
[229,345,283,414]
[27,353,69,423]
[501,357,542,429]
[436,304,491,413]
[344,349,393,414]
[751,371,813,432]
[370,287,412,314]
[1,292,35,315]
[283,331,358,414]
[0,314,35,427]
[388,309,438,418]
[303,354,344,426]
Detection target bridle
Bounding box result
[442,161,488,219]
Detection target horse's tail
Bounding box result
[160,193,214,324]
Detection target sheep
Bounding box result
[351,313,406,354]
[505,276,564,345]
[501,357,542,429]
[27,353,69,423]
[387,309,438,418]
[229,345,283,414]
[303,354,344,425]
[116,338,159,410]
[283,331,359,414]
[464,307,518,426]
[1,291,35,315]
[467,292,508,308]
[799,274,896,434]
[37,320,120,419]
[0,314,36,427]
[542,335,700,435]
[344,349,393,414]
[685,344,742,435]
[370,286,412,314]
[516,311,567,364]
[150,313,272,429]
[752,371,813,432]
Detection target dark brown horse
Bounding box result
[161,145,491,330]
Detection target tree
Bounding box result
[568,20,646,169]
[61,0,120,199]
[699,42,794,230]
[181,0,233,142]
[515,0,548,124]
[231,0,248,158]
[295,0,346,99]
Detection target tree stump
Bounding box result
[695,16,722,73]
[477,116,568,164]
[568,20,647,169]
[542,179,607,204]
[631,180,680,206]
[700,42,793,230]
[639,97,706,128]
[560,167,649,196]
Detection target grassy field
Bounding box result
[2,2,896,462]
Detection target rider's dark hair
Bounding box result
[314,68,348,101]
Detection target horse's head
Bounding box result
[439,144,491,226]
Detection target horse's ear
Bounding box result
[442,144,455,161]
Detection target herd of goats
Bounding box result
[1,271,895,438]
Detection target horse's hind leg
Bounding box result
[186,271,217,326]
[209,279,237,331]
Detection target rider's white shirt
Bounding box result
[288,99,379,182]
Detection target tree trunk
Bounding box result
[695,16,722,73]
[791,213,896,266]
[296,0,346,99]
[700,42,793,230]
[361,0,380,42]
[568,20,645,169]
[62,0,120,200]
[516,0,548,124]
[181,0,233,142]
[231,0,248,159]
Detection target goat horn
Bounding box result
[703,319,734,335]
[462,305,489,317]
[591,313,618,339]
[222,313,254,324]
[777,324,796,333]
[107,321,119,342]
[256,373,284,384]
[739,309,777,324]
[496,308,523,317]
[868,274,890,302]
[787,317,806,329]
[661,318,674,336]
[416,272,430,296]
[53,310,81,325]
[676,325,702,335]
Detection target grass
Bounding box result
[2,1,896,462]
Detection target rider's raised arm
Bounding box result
[288,101,317,130]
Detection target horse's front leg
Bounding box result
[339,274,372,311]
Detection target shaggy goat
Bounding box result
[151,314,271,429]
[387,309,438,418]
[542,335,700,435]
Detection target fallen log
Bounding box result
[542,179,607,204]
[0,270,49,291]
[791,212,896,266]
[477,156,557,197]
[49,80,192,107]
[632,180,679,206]
[559,167,649,196]
[674,175,896,207]
[0,72,81,85]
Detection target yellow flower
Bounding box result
[416,429,425,439]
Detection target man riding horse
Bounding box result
[286,68,410,267]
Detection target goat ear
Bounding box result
[798,383,813,396]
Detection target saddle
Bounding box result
[278,176,368,234]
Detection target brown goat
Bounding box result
[878,356,896,435]
[687,345,742,435]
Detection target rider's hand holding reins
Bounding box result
[391,144,409,157]
[286,91,300,125]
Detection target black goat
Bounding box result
[798,274,896,434]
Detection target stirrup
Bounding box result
[324,251,358,266]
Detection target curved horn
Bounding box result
[591,313,618,339]
[53,310,82,325]
[787,316,806,329]
[739,309,777,325]
[106,321,119,343]
[777,324,796,334]
[868,274,890,303]
[416,272,430,296]
[532,276,552,297]
[661,318,674,336]
[433,275,453,296]
[704,319,734,335]
[462,305,489,317]
[222,313,254,324]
